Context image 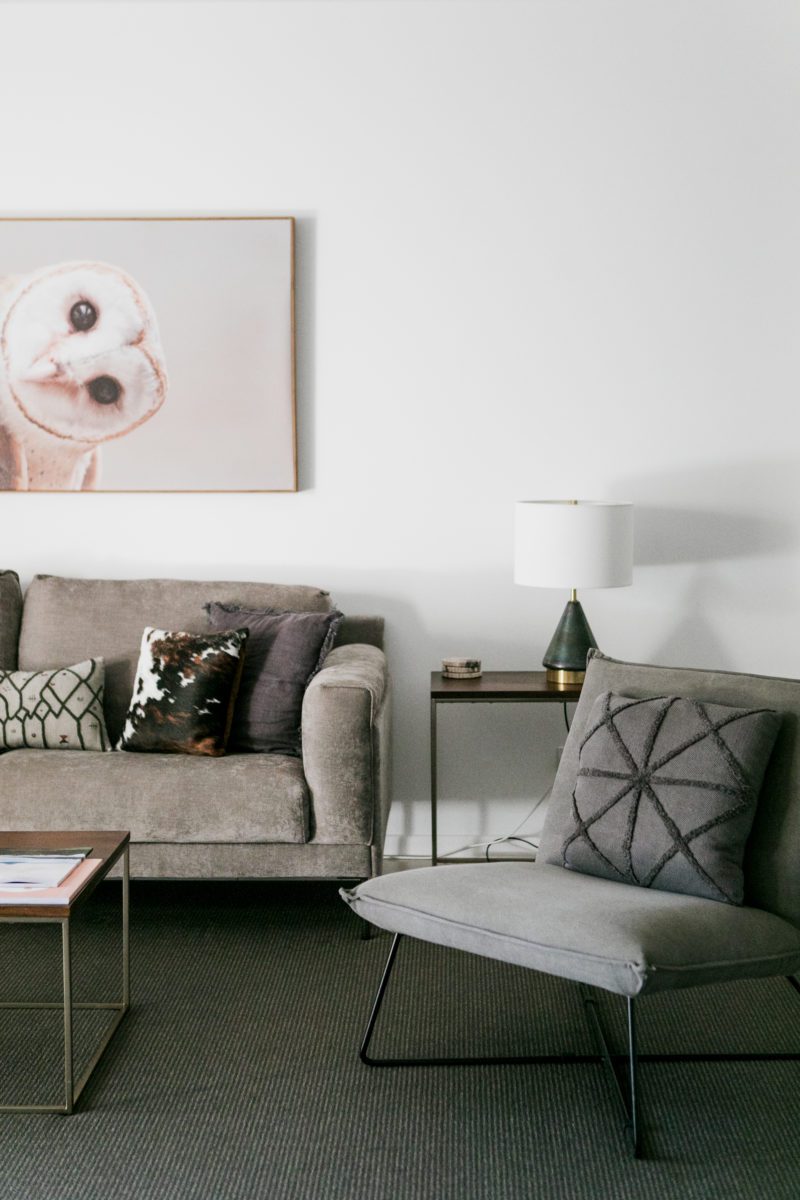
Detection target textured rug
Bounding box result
[0,880,798,1200]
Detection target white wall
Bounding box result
[1,0,799,856]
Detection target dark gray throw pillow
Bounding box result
[562,690,781,904]
[205,603,342,755]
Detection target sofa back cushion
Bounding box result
[0,570,22,670]
[18,576,333,744]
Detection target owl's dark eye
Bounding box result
[87,376,121,406]
[70,300,97,332]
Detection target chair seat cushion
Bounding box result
[342,862,800,997]
[0,748,309,843]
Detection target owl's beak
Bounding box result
[20,356,64,383]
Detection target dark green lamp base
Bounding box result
[543,598,597,686]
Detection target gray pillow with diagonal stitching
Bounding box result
[562,691,781,904]
[0,658,110,751]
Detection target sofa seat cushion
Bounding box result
[0,749,309,843]
[342,862,800,998]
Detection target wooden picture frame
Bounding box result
[0,216,296,492]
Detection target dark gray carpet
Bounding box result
[0,880,798,1200]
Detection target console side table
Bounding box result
[430,671,582,865]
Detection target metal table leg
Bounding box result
[62,918,73,1114]
[430,697,438,865]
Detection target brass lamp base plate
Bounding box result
[546,667,586,687]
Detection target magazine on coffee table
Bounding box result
[0,852,91,889]
[0,853,101,903]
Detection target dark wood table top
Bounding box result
[431,671,582,701]
[0,830,129,919]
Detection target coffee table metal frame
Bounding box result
[0,832,130,1114]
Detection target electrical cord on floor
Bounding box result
[433,705,574,862]
[438,782,553,862]
[435,838,502,860]
[485,835,538,861]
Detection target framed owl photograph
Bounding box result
[0,216,296,492]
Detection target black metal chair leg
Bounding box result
[360,933,403,1063]
[580,984,642,1157]
[360,937,600,1068]
[356,946,799,1161]
[626,997,640,1158]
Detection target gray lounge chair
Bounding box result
[342,651,800,1157]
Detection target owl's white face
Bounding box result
[1,262,167,445]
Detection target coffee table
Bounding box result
[0,830,130,1114]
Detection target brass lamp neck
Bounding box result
[570,588,577,603]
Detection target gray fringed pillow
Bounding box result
[562,691,781,904]
[205,604,342,755]
[0,659,110,751]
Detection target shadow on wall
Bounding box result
[330,575,568,849]
[617,457,800,670]
[620,459,799,566]
[646,578,735,668]
[635,505,796,566]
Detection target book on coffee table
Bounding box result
[0,847,91,859]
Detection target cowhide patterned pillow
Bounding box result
[118,627,249,756]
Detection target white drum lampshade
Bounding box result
[514,501,634,685]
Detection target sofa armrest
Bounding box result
[301,644,390,869]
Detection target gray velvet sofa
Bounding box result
[0,572,390,880]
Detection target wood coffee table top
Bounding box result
[0,830,129,919]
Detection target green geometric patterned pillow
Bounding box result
[562,691,781,904]
[0,659,110,751]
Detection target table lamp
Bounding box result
[514,500,634,685]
